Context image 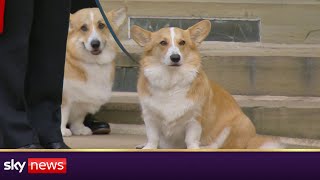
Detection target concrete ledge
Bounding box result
[109,92,139,104]
[109,92,320,108]
[110,123,145,135]
[95,92,320,139]
[102,1,320,44]
[234,95,320,108]
[120,41,320,59]
[116,52,320,96]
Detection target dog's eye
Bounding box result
[160,41,168,46]
[81,25,88,32]
[98,23,105,30]
[179,40,186,46]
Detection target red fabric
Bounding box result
[0,0,5,34]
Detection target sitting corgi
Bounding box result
[61,7,127,136]
[131,20,283,149]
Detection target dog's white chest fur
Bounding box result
[142,87,194,122]
[142,65,198,121]
[142,88,197,148]
[64,63,113,105]
[61,62,113,137]
[140,65,200,148]
[82,63,113,103]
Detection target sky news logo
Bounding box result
[3,158,67,174]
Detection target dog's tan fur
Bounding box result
[61,8,126,136]
[132,20,282,149]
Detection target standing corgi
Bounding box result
[61,8,127,136]
[131,20,282,149]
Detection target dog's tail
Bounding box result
[247,135,285,149]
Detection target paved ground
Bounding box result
[64,124,320,149]
[63,133,319,149]
[64,134,146,149]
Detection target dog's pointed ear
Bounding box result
[69,13,74,32]
[131,25,152,47]
[188,20,211,45]
[109,7,127,28]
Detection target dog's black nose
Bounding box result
[170,54,181,63]
[91,40,101,49]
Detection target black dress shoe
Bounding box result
[43,142,71,149]
[84,114,111,135]
[19,144,43,149]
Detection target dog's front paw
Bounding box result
[187,144,200,149]
[61,128,72,137]
[142,143,158,149]
[71,125,92,136]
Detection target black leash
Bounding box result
[95,0,138,64]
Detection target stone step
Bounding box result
[95,92,320,140]
[114,42,320,96]
[101,0,320,44]
[118,41,320,64]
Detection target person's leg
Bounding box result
[71,0,97,13]
[0,0,37,148]
[0,131,4,148]
[25,0,70,146]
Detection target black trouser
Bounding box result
[0,0,70,148]
[71,0,97,13]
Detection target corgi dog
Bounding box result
[131,20,283,149]
[61,7,127,136]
